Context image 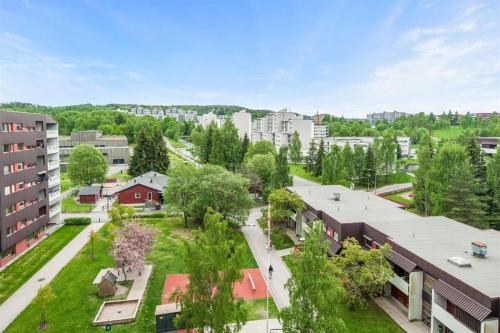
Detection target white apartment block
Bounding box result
[128,107,199,123]
[318,136,411,157]
[200,111,252,139]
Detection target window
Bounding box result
[2,144,11,153]
[147,192,153,200]
[4,186,11,195]
[1,123,9,132]
[135,192,141,199]
[16,123,22,131]
[5,206,13,215]
[4,165,9,175]
[6,226,15,236]
[17,143,23,150]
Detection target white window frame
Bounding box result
[134,192,141,199]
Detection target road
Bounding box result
[164,138,200,167]
[242,208,291,310]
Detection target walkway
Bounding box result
[0,222,105,332]
[292,175,318,187]
[242,208,291,310]
[375,183,413,196]
[374,297,428,333]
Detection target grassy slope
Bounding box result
[6,217,267,332]
[289,163,322,183]
[61,196,94,213]
[59,172,73,192]
[282,255,404,333]
[431,126,464,139]
[0,225,86,305]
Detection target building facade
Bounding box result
[0,111,61,267]
[478,137,499,157]
[367,111,408,126]
[320,136,412,158]
[289,184,499,333]
[59,130,130,169]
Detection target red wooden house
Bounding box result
[117,171,168,205]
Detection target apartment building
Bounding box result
[288,184,499,333]
[59,130,130,169]
[367,111,408,126]
[320,136,412,158]
[201,111,252,139]
[0,111,62,267]
[127,106,199,122]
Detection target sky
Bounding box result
[0,0,499,117]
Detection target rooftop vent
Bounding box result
[447,257,471,268]
[471,241,487,258]
[150,179,153,183]
[333,192,341,201]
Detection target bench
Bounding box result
[248,273,256,293]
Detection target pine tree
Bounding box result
[486,147,500,229]
[128,127,148,177]
[240,133,250,163]
[289,131,302,163]
[363,145,376,188]
[444,165,488,228]
[201,124,214,163]
[466,137,487,181]
[152,124,170,174]
[314,139,325,177]
[128,125,169,176]
[305,140,317,173]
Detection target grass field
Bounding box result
[59,172,73,192]
[5,217,272,332]
[0,225,86,305]
[290,163,322,183]
[431,126,465,139]
[282,255,405,333]
[384,191,413,206]
[109,170,132,182]
[61,196,94,213]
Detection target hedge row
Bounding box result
[64,217,91,225]
[134,212,166,219]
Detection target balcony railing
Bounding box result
[49,190,61,204]
[48,176,60,187]
[49,204,61,217]
[47,145,58,154]
[48,160,59,170]
[46,129,58,138]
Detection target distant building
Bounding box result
[367,111,408,126]
[59,130,130,169]
[231,110,252,139]
[117,171,168,205]
[478,137,499,156]
[312,111,323,125]
[127,106,200,123]
[319,136,411,158]
[473,113,494,121]
[0,110,62,267]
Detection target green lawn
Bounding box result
[384,191,413,206]
[6,217,261,332]
[431,126,464,139]
[282,255,405,333]
[169,139,186,149]
[257,218,295,250]
[290,163,322,183]
[0,225,86,305]
[59,172,73,192]
[244,298,279,321]
[61,196,94,213]
[109,171,132,182]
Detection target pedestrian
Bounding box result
[269,265,274,279]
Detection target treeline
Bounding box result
[323,111,500,144]
[303,131,402,187]
[0,102,194,144]
[413,137,500,229]
[190,121,291,199]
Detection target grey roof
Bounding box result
[102,270,117,284]
[120,171,168,193]
[288,184,500,298]
[78,186,101,196]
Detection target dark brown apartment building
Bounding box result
[0,111,61,267]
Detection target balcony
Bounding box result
[46,129,58,138]
[48,160,59,170]
[389,275,409,295]
[48,176,60,188]
[49,204,61,217]
[49,190,61,205]
[432,303,475,333]
[47,145,58,154]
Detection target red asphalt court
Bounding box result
[162,268,269,304]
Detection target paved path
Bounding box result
[375,183,413,196]
[374,297,428,333]
[0,222,105,332]
[242,208,291,310]
[292,175,318,187]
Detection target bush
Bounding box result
[64,217,91,225]
[135,212,166,219]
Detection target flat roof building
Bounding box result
[288,184,500,333]
[59,130,130,169]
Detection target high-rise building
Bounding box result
[367,111,408,126]
[231,110,251,139]
[0,111,61,267]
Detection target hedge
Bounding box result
[134,212,166,219]
[64,217,91,225]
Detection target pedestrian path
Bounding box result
[374,297,428,333]
[0,222,105,332]
[242,208,291,310]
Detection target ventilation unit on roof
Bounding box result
[471,241,487,258]
[333,192,340,201]
[447,257,471,268]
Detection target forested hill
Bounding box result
[0,102,273,118]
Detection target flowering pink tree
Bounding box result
[111,221,156,281]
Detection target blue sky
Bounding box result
[0,0,499,116]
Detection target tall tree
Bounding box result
[379,132,397,181]
[240,133,250,164]
[466,137,487,181]
[363,145,377,188]
[220,119,242,171]
[244,153,276,192]
[289,131,302,163]
[267,189,305,229]
[305,140,317,173]
[314,139,325,177]
[486,147,500,229]
[353,145,366,180]
[165,163,197,228]
[152,124,170,174]
[341,144,355,180]
[413,145,433,215]
[274,146,291,188]
[172,212,248,332]
[67,144,108,185]
[200,124,215,163]
[129,125,169,176]
[333,238,393,310]
[280,224,346,333]
[444,165,488,228]
[322,145,347,185]
[245,140,276,159]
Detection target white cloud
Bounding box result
[123,71,143,81]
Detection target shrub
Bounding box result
[135,212,166,219]
[64,217,91,225]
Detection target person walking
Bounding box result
[268,265,274,279]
